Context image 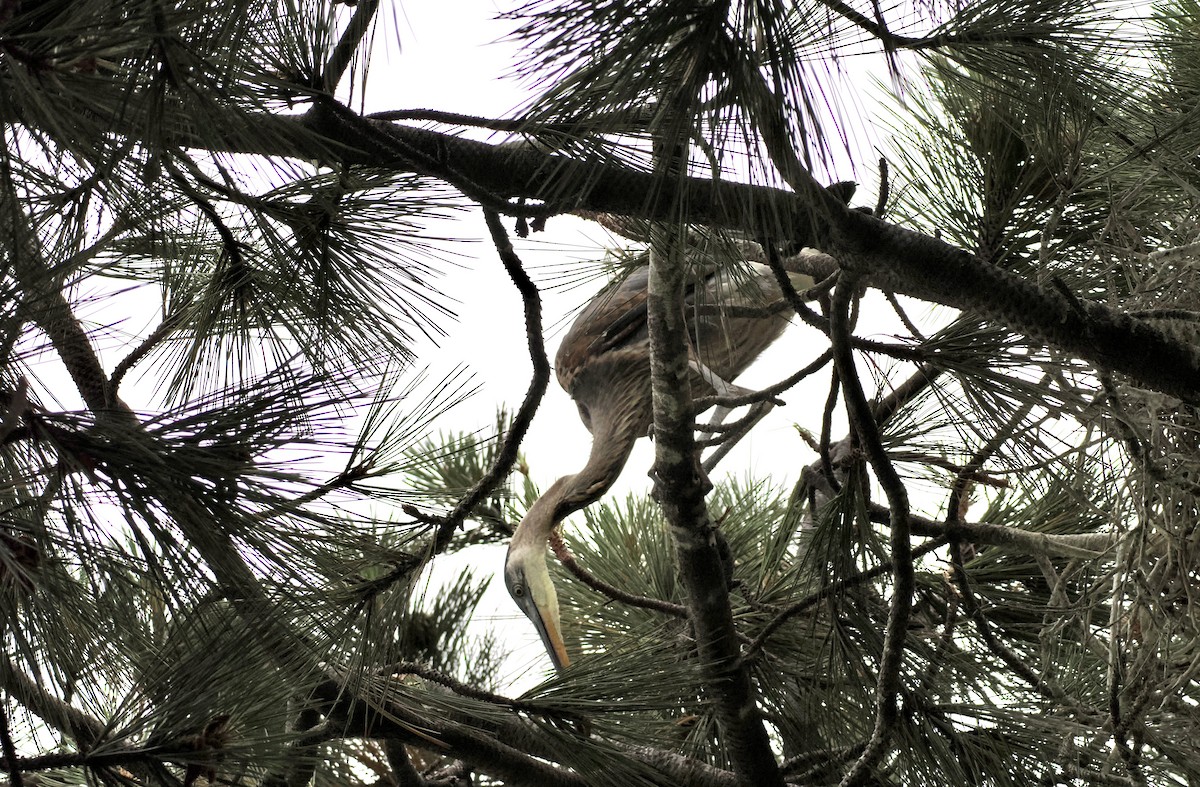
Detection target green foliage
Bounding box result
[4,0,1200,785]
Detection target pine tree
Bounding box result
[1,1,1199,785]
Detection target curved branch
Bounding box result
[830,275,914,787]
[548,530,688,618]
[693,350,833,411]
[427,210,550,552]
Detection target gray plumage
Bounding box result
[505,255,809,670]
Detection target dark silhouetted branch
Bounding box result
[427,210,550,552]
[549,531,688,618]
[645,222,783,786]
[830,275,914,787]
[742,537,948,664]
[322,0,379,94]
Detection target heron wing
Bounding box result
[556,266,653,392]
[555,259,781,394]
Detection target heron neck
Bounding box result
[514,400,646,551]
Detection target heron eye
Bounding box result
[512,582,525,598]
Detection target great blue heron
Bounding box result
[505,252,813,670]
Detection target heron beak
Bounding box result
[519,567,571,671]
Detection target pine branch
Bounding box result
[0,147,116,413]
[874,504,1116,558]
[742,537,948,663]
[0,661,103,750]
[322,0,378,94]
[419,210,549,554]
[645,221,783,786]
[384,739,424,787]
[5,85,1192,399]
[548,530,689,619]
[1,148,327,696]
[376,660,586,725]
[109,301,191,393]
[949,542,1102,723]
[0,700,23,787]
[830,275,914,787]
[348,681,760,787]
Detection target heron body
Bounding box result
[505,257,808,670]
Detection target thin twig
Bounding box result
[831,274,914,787]
[871,363,941,426]
[693,350,832,411]
[164,157,245,271]
[108,301,192,392]
[696,404,772,472]
[949,542,1101,722]
[429,210,550,552]
[944,375,1049,529]
[819,367,842,491]
[889,452,1009,489]
[376,661,585,724]
[884,291,924,340]
[549,531,688,618]
[873,157,890,219]
[741,537,947,664]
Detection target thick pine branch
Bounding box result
[2,82,1194,398]
[645,223,783,786]
[830,275,915,786]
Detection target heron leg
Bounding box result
[689,358,753,432]
[701,400,774,473]
[688,357,776,473]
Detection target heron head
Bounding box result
[504,537,571,671]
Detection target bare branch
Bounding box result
[873,504,1116,558]
[0,661,103,750]
[322,0,379,94]
[693,350,832,411]
[428,210,550,553]
[549,530,689,619]
[830,274,914,787]
[646,221,782,785]
[0,698,24,787]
